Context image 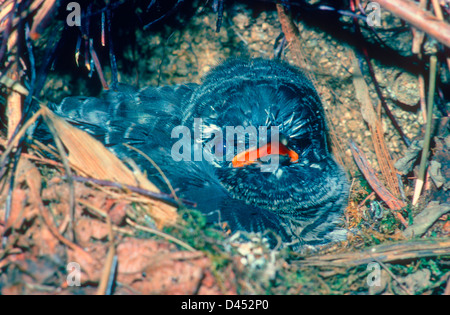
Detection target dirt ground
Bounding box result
[1,0,449,295]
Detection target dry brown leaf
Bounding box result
[108,201,129,225]
[41,106,178,228]
[351,51,401,197]
[113,237,235,294]
[67,243,107,284]
[116,238,172,274]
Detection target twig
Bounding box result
[0,72,29,96]
[29,0,57,40]
[106,9,118,90]
[373,257,413,295]
[276,3,315,83]
[351,50,403,196]
[214,0,224,32]
[277,1,351,172]
[42,108,77,242]
[372,0,450,48]
[33,180,95,265]
[430,0,450,74]
[6,63,22,142]
[349,139,408,227]
[297,238,450,267]
[357,191,376,209]
[431,0,444,21]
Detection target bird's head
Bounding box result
[185,59,343,214]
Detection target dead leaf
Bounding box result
[29,0,57,40]
[403,201,450,238]
[41,106,178,228]
[113,237,231,294]
[116,238,172,275]
[67,243,107,284]
[75,218,110,247]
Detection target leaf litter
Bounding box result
[1,0,450,295]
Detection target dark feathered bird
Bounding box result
[49,59,349,249]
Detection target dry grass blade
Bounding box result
[403,202,450,238]
[40,106,157,192]
[372,0,450,48]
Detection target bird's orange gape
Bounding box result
[232,142,299,168]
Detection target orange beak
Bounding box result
[232,142,299,168]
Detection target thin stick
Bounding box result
[430,0,450,71]
[126,218,196,252]
[413,55,438,205]
[123,143,179,203]
[89,39,109,90]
